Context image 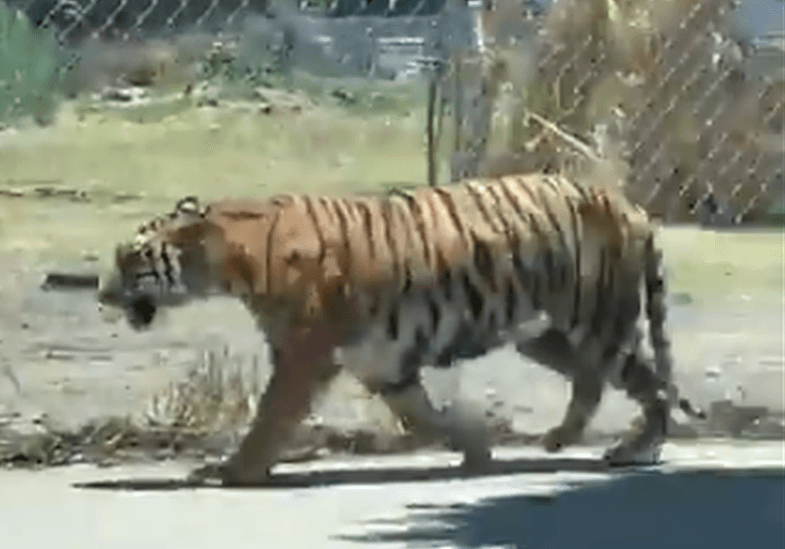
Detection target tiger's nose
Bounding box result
[96,273,126,323]
[97,271,123,306]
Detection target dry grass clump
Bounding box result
[0,344,526,469]
[145,347,260,434]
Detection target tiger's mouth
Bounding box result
[97,273,157,330]
[126,295,157,329]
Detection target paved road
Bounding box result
[1,441,782,549]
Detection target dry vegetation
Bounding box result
[0,345,525,469]
[455,0,783,223]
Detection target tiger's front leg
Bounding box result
[541,369,603,452]
[187,320,342,486]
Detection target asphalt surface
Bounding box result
[1,441,783,549]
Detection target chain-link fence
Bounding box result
[1,0,783,223]
[441,0,784,225]
[14,0,269,41]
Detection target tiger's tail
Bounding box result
[644,234,707,421]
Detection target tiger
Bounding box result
[97,172,706,486]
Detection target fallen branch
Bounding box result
[525,110,603,162]
[41,273,100,291]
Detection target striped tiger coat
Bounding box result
[97,173,704,486]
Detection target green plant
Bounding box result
[0,3,62,126]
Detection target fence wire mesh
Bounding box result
[1,0,783,224]
[445,0,783,224]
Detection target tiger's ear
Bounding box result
[171,196,208,243]
[175,196,203,217]
[114,242,136,268]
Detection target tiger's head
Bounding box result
[97,196,216,330]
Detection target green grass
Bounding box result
[660,227,784,309]
[0,99,436,267]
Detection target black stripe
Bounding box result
[497,182,533,301]
[408,196,431,268]
[590,248,607,336]
[484,183,516,241]
[427,292,441,334]
[531,271,542,310]
[544,249,556,292]
[387,301,400,340]
[391,199,418,292]
[331,199,352,279]
[505,281,517,325]
[142,248,161,283]
[537,184,569,256]
[379,197,401,290]
[160,244,176,286]
[319,197,336,225]
[473,239,496,289]
[392,191,431,268]
[514,176,543,208]
[464,182,501,234]
[356,200,376,261]
[303,196,327,263]
[514,178,549,244]
[463,272,484,320]
[433,188,469,249]
[265,209,283,295]
[566,198,582,329]
[440,265,453,300]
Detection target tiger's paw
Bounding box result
[460,446,493,475]
[542,425,579,453]
[186,462,272,487]
[186,463,227,486]
[442,400,493,475]
[602,441,663,467]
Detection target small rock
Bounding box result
[252,88,269,103]
[100,86,147,103]
[331,87,356,105]
[197,97,219,108]
[672,292,693,305]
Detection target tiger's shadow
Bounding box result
[72,454,634,492]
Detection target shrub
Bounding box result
[0,3,62,126]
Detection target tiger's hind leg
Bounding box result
[603,352,668,466]
[187,321,343,486]
[375,377,493,473]
[515,330,603,453]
